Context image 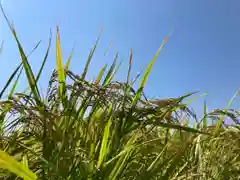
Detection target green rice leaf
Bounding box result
[97,104,112,168]
[127,48,133,85]
[214,88,240,135]
[0,150,37,180]
[203,100,207,128]
[103,53,118,86]
[132,34,170,106]
[82,32,102,79]
[1,6,41,104]
[0,64,22,99]
[56,26,66,98]
[8,67,23,98]
[95,64,107,84]
[35,31,52,84]
[65,43,75,72]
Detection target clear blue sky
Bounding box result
[0,0,240,117]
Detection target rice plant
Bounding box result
[0,6,239,180]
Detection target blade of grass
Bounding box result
[102,53,118,86]
[214,88,240,135]
[104,42,112,56]
[8,67,23,98]
[131,69,143,86]
[203,100,207,128]
[109,132,139,180]
[110,60,122,83]
[0,67,23,129]
[35,32,52,84]
[0,40,41,120]
[56,25,66,98]
[28,40,42,57]
[22,155,29,169]
[82,31,102,79]
[183,92,207,105]
[95,64,107,85]
[0,149,37,180]
[147,144,168,171]
[1,5,42,104]
[21,40,47,94]
[97,104,112,168]
[132,33,171,106]
[0,63,22,99]
[22,33,52,106]
[65,43,75,72]
[127,48,133,85]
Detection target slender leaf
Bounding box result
[0,64,22,99]
[95,64,107,84]
[1,5,41,104]
[65,43,75,71]
[97,104,112,168]
[56,25,66,97]
[0,150,37,180]
[82,32,102,79]
[132,34,170,106]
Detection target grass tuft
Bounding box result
[0,9,239,180]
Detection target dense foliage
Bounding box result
[0,7,239,180]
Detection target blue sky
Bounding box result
[0,0,240,117]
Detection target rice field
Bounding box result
[0,6,239,180]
